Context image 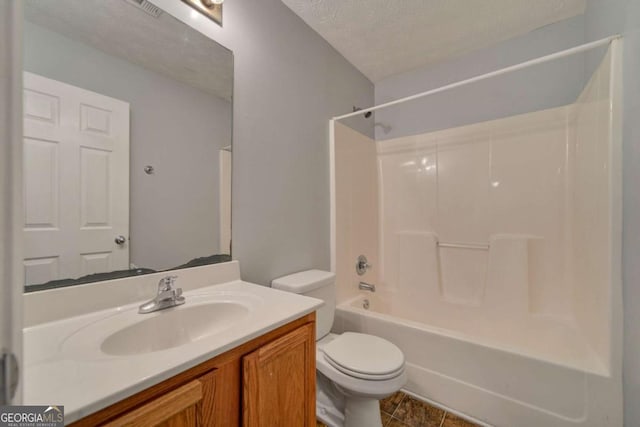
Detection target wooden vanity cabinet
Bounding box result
[69,313,315,427]
[243,323,315,427]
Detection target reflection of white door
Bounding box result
[22,72,130,286]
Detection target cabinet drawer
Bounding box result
[103,380,202,427]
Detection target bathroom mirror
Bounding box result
[22,0,233,291]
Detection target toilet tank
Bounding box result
[271,270,335,340]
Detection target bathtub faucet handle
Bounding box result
[356,255,371,276]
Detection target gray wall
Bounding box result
[583,1,640,426]
[156,0,374,285]
[23,21,232,272]
[0,0,24,403]
[374,15,586,140]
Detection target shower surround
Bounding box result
[331,44,622,426]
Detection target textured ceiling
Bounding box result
[281,0,586,82]
[24,0,233,101]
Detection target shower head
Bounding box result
[353,106,372,119]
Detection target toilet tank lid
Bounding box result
[271,269,335,293]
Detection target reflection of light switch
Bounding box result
[144,165,154,175]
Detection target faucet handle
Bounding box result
[356,255,371,276]
[158,275,178,292]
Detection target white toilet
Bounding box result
[272,270,407,427]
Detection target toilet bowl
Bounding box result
[316,333,407,426]
[272,270,407,427]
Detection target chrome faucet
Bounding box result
[138,275,185,314]
[358,281,376,292]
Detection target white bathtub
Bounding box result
[333,292,621,427]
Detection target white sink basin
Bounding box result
[101,302,249,356]
[60,292,261,359]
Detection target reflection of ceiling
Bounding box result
[281,0,586,82]
[24,0,233,101]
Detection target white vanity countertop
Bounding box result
[23,280,322,423]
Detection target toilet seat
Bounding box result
[321,332,405,380]
[316,333,407,399]
[324,356,404,380]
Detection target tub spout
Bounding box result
[358,282,376,292]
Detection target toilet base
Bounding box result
[316,372,385,427]
[317,395,384,427]
[344,397,383,427]
[317,372,345,427]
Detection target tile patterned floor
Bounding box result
[316,391,481,427]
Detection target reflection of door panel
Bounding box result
[23,72,129,286]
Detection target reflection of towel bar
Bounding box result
[437,242,489,250]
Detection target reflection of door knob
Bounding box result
[115,235,127,245]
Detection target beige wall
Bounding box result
[572,47,614,369]
[377,106,572,318]
[334,122,378,304]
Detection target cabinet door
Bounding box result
[243,323,316,427]
[103,380,203,427]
